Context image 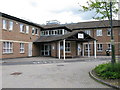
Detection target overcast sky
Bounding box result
[0,0,100,24]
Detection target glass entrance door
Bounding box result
[41,44,51,56]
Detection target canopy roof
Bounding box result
[34,31,95,43]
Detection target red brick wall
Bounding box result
[1,17,41,59]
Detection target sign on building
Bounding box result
[78,33,84,39]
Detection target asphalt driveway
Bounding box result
[2,59,111,88]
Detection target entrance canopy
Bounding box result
[33,30,95,43]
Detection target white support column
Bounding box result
[82,43,84,56]
[63,39,65,60]
[58,41,60,59]
[94,40,97,58]
[88,42,90,57]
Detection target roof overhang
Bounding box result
[33,31,95,43]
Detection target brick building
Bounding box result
[0,12,120,59]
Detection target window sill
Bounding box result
[65,51,71,53]
[97,50,103,52]
[20,52,25,54]
[20,32,25,34]
[3,53,13,54]
[3,29,7,30]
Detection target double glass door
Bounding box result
[41,44,51,56]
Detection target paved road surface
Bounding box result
[2,59,111,88]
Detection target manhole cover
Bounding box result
[10,72,22,75]
[57,64,64,66]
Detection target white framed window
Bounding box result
[20,24,24,33]
[35,29,38,35]
[65,42,71,52]
[54,30,58,35]
[3,42,13,54]
[26,26,29,34]
[2,20,7,29]
[9,21,13,31]
[32,27,35,35]
[85,44,91,52]
[97,44,103,51]
[58,29,63,35]
[85,30,91,35]
[107,29,111,36]
[41,31,45,36]
[108,44,112,51]
[96,29,102,36]
[20,43,24,53]
[45,30,49,36]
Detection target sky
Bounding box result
[0,0,117,24]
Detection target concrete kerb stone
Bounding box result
[89,70,120,89]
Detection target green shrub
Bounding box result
[94,62,120,79]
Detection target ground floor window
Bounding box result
[85,44,91,52]
[3,42,13,54]
[20,43,24,53]
[97,44,103,52]
[60,41,71,52]
[108,44,111,51]
[65,42,71,52]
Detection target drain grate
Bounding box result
[57,64,64,66]
[10,72,22,75]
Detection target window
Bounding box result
[41,31,45,36]
[20,43,24,53]
[108,44,111,51]
[26,26,29,34]
[97,44,103,51]
[85,30,91,35]
[49,30,52,35]
[20,24,24,33]
[35,29,39,35]
[9,21,13,30]
[3,42,13,53]
[54,30,58,35]
[65,42,71,52]
[45,31,49,36]
[58,29,63,35]
[85,44,91,51]
[107,29,111,36]
[32,27,35,35]
[96,29,102,36]
[2,20,7,29]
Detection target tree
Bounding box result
[79,0,118,20]
[79,0,119,64]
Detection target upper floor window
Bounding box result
[3,42,13,54]
[58,29,63,35]
[35,29,39,35]
[20,24,24,33]
[20,43,24,53]
[96,29,102,36]
[97,44,103,51]
[32,27,35,35]
[85,30,91,35]
[9,21,13,31]
[107,29,111,36]
[26,26,29,34]
[2,20,7,29]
